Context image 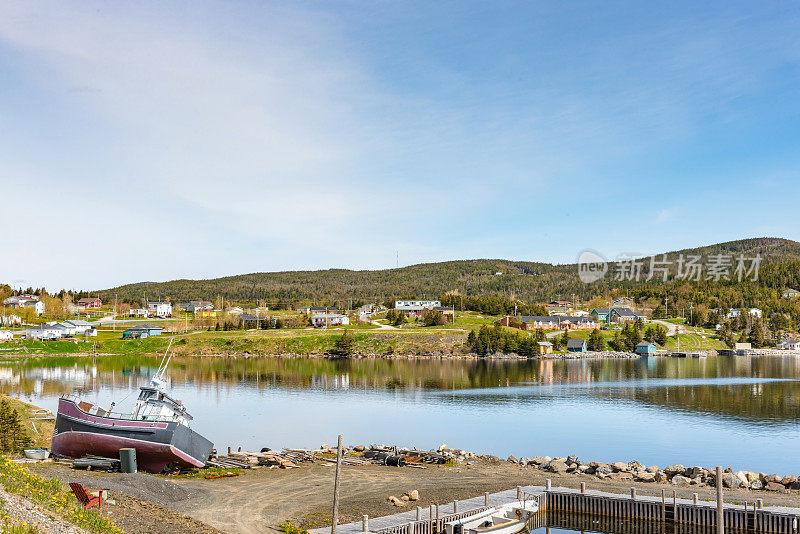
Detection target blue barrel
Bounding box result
[119,448,137,473]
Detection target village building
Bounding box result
[782,288,800,298]
[182,301,214,313]
[607,307,648,323]
[311,314,350,328]
[76,297,102,309]
[727,308,762,319]
[590,308,610,322]
[635,341,658,354]
[128,308,149,318]
[122,325,163,339]
[3,295,45,315]
[566,339,587,352]
[395,300,440,312]
[241,314,270,328]
[495,315,599,331]
[147,301,173,318]
[226,306,244,315]
[779,339,800,350]
[0,330,12,342]
[297,306,338,315]
[537,341,553,355]
[25,324,63,340]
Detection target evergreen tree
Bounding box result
[588,329,605,351]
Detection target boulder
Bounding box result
[628,461,643,471]
[400,495,410,501]
[507,455,519,464]
[566,463,578,473]
[531,457,546,465]
[519,458,530,465]
[353,445,365,452]
[595,466,612,476]
[765,482,785,492]
[734,471,750,487]
[664,464,685,476]
[655,471,669,483]
[547,460,568,474]
[750,480,764,490]
[646,466,658,473]
[408,490,420,501]
[743,471,759,483]
[671,476,692,486]
[578,465,593,473]
[635,472,656,483]
[611,462,629,472]
[438,444,448,452]
[685,466,707,479]
[764,474,783,484]
[722,474,742,489]
[782,475,798,487]
[389,496,406,507]
[567,454,579,465]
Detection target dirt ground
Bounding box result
[30,460,800,534]
[171,462,800,534]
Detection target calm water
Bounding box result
[3,354,799,473]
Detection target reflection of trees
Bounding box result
[1,355,799,423]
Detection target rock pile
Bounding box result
[508,455,799,493]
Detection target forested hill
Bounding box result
[97,237,800,308]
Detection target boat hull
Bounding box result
[52,398,213,473]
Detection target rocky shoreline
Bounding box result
[351,443,799,494]
[504,453,797,493]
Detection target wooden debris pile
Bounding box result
[206,449,317,469]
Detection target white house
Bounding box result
[395,300,441,311]
[128,308,149,318]
[783,288,799,298]
[55,320,96,336]
[311,314,350,328]
[25,324,62,340]
[3,295,45,315]
[147,301,173,318]
[779,340,800,351]
[727,308,762,319]
[0,331,12,342]
[227,307,244,315]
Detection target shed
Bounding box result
[635,341,658,354]
[123,325,163,339]
[537,341,553,355]
[566,339,587,352]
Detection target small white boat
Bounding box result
[23,449,50,460]
[447,500,539,534]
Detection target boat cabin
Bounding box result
[133,387,193,426]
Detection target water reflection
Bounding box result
[1,354,799,472]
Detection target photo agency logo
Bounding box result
[577,249,608,283]
[576,250,762,284]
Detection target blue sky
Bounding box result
[2,1,800,290]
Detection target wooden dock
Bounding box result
[312,483,800,534]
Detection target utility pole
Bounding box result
[665,297,668,319]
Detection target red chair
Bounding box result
[69,482,102,509]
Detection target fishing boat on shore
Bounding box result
[51,340,213,473]
[446,500,539,534]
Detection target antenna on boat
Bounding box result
[151,337,175,389]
